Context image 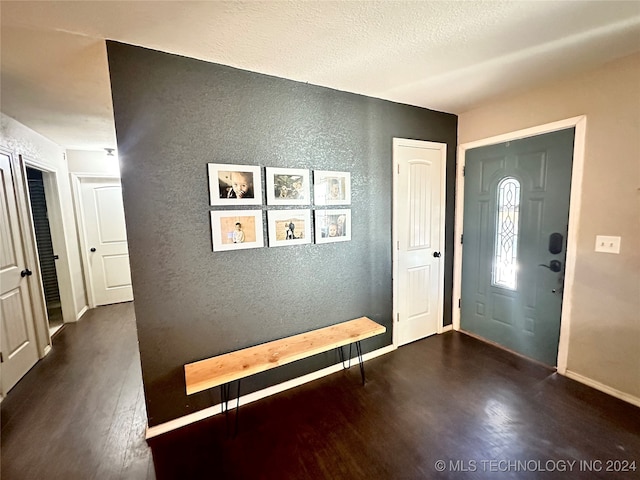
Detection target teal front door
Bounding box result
[460,129,575,366]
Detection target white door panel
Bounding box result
[102,254,133,288]
[407,265,431,318]
[95,187,128,242]
[0,150,39,395]
[394,140,446,346]
[79,179,133,306]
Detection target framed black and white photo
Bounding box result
[313,170,351,205]
[210,210,264,251]
[314,209,351,244]
[265,167,310,205]
[267,210,312,247]
[208,163,263,206]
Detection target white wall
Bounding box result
[458,53,640,404]
[1,113,87,322]
[67,149,121,176]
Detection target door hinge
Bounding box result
[463,166,465,176]
[458,298,461,308]
[460,234,464,244]
[397,164,400,174]
[397,241,400,250]
[397,313,400,323]
[0,352,3,363]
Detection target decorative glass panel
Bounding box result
[493,177,520,290]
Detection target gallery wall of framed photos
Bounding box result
[208,165,352,251]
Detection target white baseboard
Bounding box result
[441,324,453,333]
[145,344,396,439]
[76,305,89,321]
[563,370,640,408]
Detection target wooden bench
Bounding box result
[184,317,386,432]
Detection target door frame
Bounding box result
[23,157,78,332]
[453,116,587,373]
[392,138,447,347]
[71,173,123,309]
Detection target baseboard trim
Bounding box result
[145,344,396,439]
[563,370,640,408]
[441,324,453,333]
[76,305,89,321]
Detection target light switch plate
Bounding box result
[595,235,621,254]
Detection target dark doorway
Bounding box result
[26,167,63,335]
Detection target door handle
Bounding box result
[433,251,441,258]
[21,268,33,277]
[90,247,96,252]
[538,260,562,273]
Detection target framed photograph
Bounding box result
[314,209,351,244]
[313,170,351,205]
[267,210,312,247]
[208,163,263,206]
[265,167,310,205]
[210,210,264,252]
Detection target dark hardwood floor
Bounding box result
[2,303,639,479]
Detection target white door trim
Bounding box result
[23,157,78,330]
[453,115,587,374]
[71,173,122,309]
[392,138,447,347]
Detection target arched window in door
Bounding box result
[493,177,520,290]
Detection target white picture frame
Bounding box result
[314,209,351,244]
[267,210,312,247]
[208,163,263,206]
[210,210,264,251]
[265,167,310,205]
[313,170,351,205]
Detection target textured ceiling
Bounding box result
[1,1,639,151]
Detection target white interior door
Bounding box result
[79,178,133,306]
[393,139,446,346]
[0,150,39,395]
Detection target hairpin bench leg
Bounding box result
[233,379,241,437]
[338,342,365,384]
[219,380,241,437]
[355,341,365,385]
[337,344,353,369]
[221,383,230,435]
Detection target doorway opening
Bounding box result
[25,167,63,336]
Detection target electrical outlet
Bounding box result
[595,235,621,254]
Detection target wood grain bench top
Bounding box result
[185,316,386,395]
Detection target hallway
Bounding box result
[1,302,152,479]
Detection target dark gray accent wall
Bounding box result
[107,42,457,427]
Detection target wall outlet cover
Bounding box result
[595,235,621,254]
